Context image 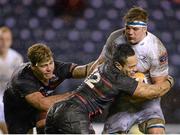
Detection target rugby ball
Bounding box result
[133,72,148,83]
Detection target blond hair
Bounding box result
[27,43,53,66]
[0,26,12,34]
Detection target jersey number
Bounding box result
[84,69,101,88]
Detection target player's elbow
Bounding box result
[39,98,52,111]
[133,84,160,99]
[133,90,159,100]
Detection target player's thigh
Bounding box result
[103,112,136,133]
[45,101,67,133]
[67,110,94,134]
[138,118,165,134]
[46,101,93,134]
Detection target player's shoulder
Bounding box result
[9,48,21,56]
[109,28,125,37]
[13,62,33,80]
[145,32,167,59]
[147,32,166,48]
[9,48,23,59]
[107,28,126,45]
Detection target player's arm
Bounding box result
[25,91,74,111]
[148,39,169,92]
[72,61,95,78]
[87,30,119,75]
[25,91,74,129]
[151,75,167,84]
[87,52,105,76]
[133,76,174,99]
[87,29,122,75]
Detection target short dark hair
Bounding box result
[113,44,135,66]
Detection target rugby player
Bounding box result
[45,44,174,134]
[89,7,171,134]
[0,27,23,134]
[3,43,92,133]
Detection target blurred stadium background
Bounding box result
[0,0,179,133]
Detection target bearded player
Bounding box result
[89,7,171,134]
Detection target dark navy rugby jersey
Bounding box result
[73,63,138,117]
[3,60,76,127]
[9,61,74,97]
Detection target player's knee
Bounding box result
[147,127,165,134]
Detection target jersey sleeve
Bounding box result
[113,75,138,96]
[150,39,169,77]
[55,61,77,79]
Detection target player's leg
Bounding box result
[45,100,94,134]
[103,111,136,133]
[137,99,165,134]
[138,118,165,134]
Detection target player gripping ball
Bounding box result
[133,72,148,84]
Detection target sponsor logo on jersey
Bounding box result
[138,55,148,63]
[159,52,168,65]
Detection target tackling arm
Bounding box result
[87,29,119,75]
[87,51,105,76]
[151,75,167,84]
[25,91,74,129]
[25,91,74,111]
[72,61,95,78]
[133,76,174,99]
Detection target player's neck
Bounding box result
[39,78,49,86]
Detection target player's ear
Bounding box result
[31,63,37,70]
[114,62,122,70]
[143,27,147,33]
[31,65,36,71]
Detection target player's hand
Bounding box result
[167,75,174,88]
[36,119,46,128]
[36,111,47,128]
